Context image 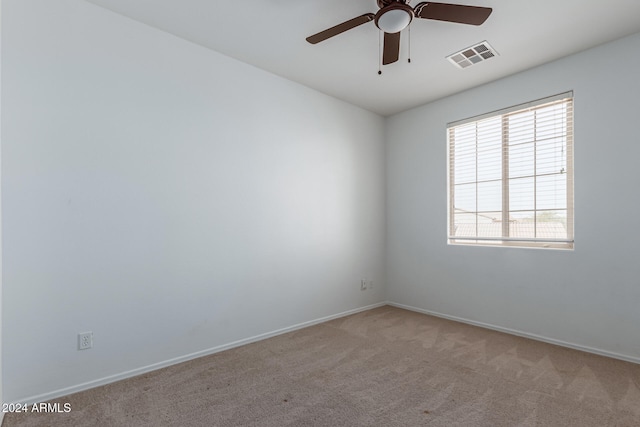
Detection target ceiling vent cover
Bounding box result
[447,41,498,69]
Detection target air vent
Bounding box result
[447,41,498,69]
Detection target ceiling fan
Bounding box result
[306,1,492,65]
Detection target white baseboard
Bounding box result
[387,301,640,365]
[20,300,637,406]
[18,302,387,405]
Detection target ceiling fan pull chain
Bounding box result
[408,25,411,63]
[378,30,382,75]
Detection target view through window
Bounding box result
[447,92,574,249]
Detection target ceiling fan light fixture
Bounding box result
[375,3,413,33]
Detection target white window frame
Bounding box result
[447,92,574,250]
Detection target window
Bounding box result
[447,92,574,249]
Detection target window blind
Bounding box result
[447,93,574,249]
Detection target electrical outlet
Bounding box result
[361,279,367,291]
[368,280,374,290]
[78,332,93,350]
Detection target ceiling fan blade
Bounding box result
[414,2,492,26]
[382,32,401,65]
[306,13,375,44]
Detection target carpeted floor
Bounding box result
[4,305,640,426]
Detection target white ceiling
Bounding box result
[85,0,640,116]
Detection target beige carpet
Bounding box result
[4,306,640,426]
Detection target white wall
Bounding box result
[386,32,640,362]
[1,0,386,402]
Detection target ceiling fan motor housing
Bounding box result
[375,1,414,33]
[376,0,410,7]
